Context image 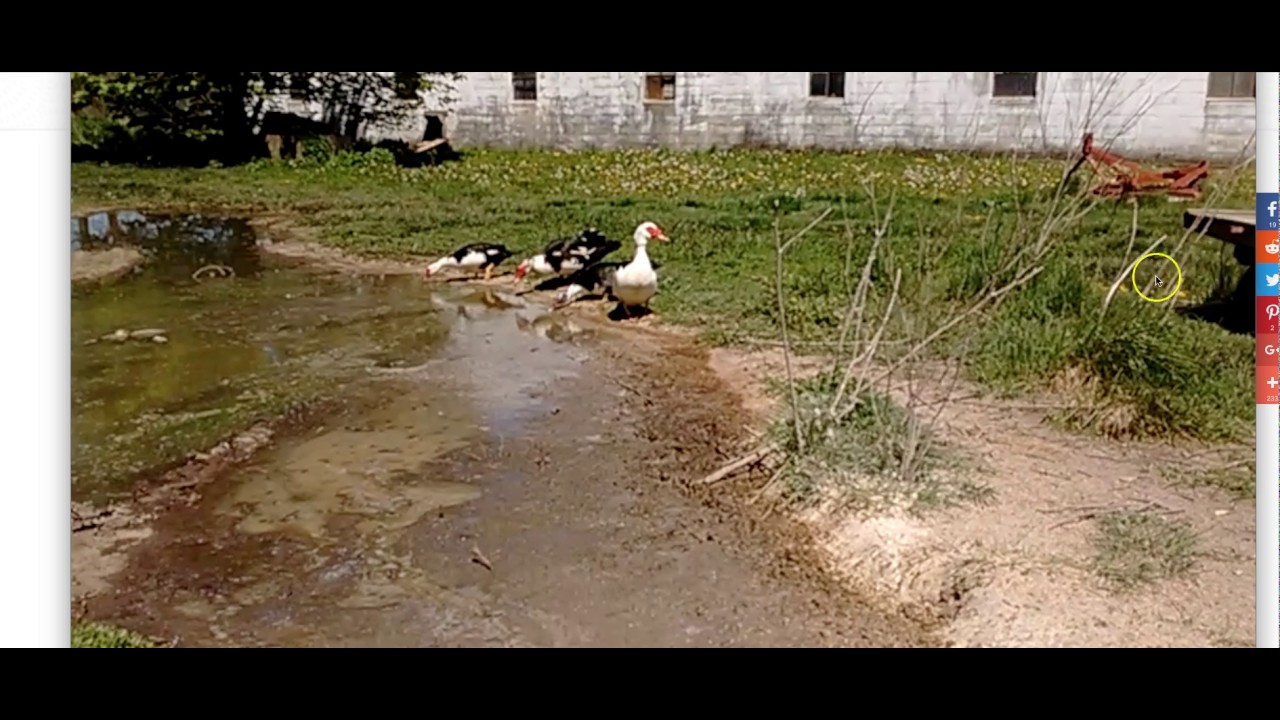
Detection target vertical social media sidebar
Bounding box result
[1259,70,1280,649]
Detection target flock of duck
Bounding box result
[422,221,671,318]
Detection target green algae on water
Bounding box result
[71,211,451,505]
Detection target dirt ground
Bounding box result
[73,265,933,647]
[708,350,1256,648]
[73,234,1255,648]
[72,247,144,287]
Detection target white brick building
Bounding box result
[275,72,1258,160]
[430,72,1256,160]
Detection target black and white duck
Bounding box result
[552,221,669,317]
[424,242,515,281]
[512,227,622,283]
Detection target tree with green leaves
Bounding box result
[72,72,463,166]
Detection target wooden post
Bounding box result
[107,210,123,244]
[76,216,90,248]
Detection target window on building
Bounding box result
[809,72,846,98]
[644,73,677,102]
[992,72,1037,98]
[512,72,537,101]
[1207,72,1255,99]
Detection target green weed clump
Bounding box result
[766,370,987,514]
[71,622,160,648]
[1091,509,1198,590]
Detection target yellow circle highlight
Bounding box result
[1131,253,1182,303]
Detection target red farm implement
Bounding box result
[1069,132,1209,201]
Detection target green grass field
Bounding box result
[72,147,1256,444]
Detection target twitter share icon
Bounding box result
[1258,263,1280,296]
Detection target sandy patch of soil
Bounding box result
[247,216,426,276]
[72,247,144,287]
[705,347,1255,648]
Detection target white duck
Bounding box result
[554,221,670,317]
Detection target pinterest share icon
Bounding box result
[1260,297,1280,334]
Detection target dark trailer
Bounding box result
[1182,207,1256,334]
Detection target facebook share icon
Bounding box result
[1258,193,1280,231]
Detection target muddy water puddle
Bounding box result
[74,215,608,643]
[91,284,606,647]
[216,292,593,543]
[72,211,584,503]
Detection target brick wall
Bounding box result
[437,72,1255,160]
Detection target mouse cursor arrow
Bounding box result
[1153,275,1164,288]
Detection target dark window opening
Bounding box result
[1207,72,1255,99]
[423,114,445,142]
[809,72,846,98]
[993,72,1037,98]
[645,73,676,102]
[512,72,537,101]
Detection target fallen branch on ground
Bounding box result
[749,461,790,506]
[697,445,777,485]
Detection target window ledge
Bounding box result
[1205,96,1254,103]
[643,99,675,105]
[990,96,1037,104]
